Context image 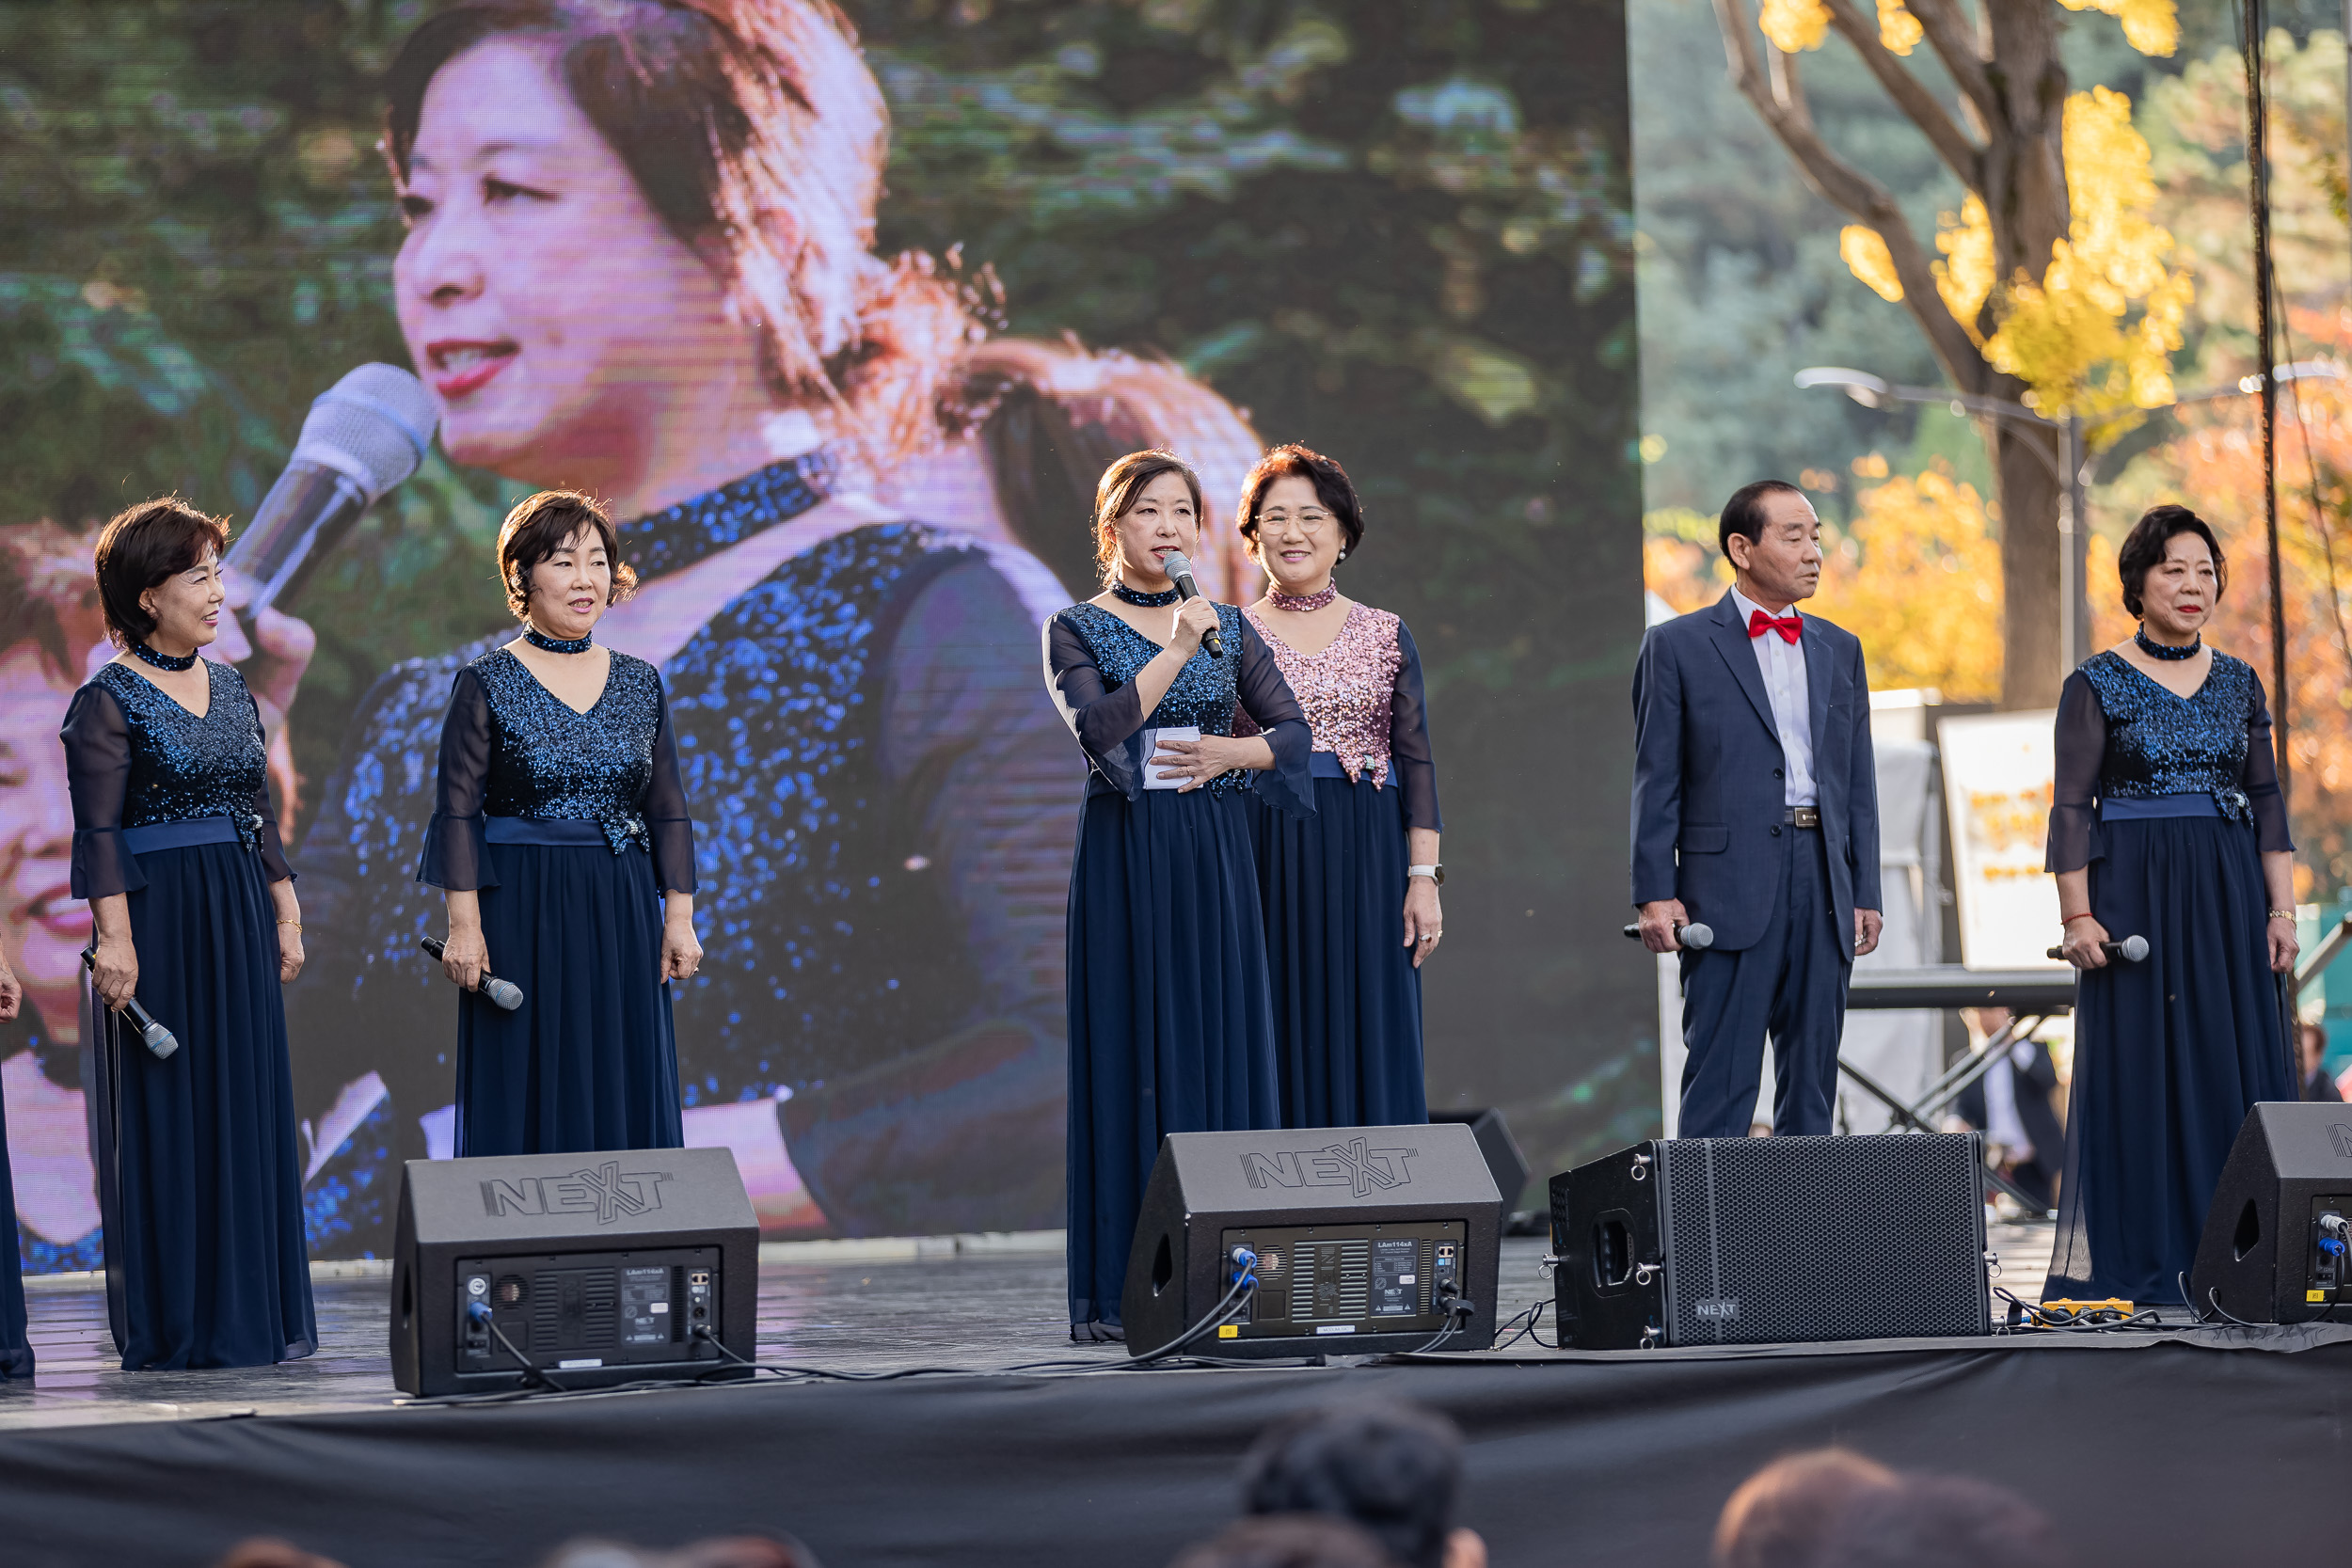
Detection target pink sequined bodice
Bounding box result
[1243,603,1403,784]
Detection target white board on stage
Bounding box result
[1937,710,2067,971]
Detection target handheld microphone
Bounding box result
[2045,933,2150,963]
[1158,551,1224,658]
[1622,920,1715,951]
[420,936,526,1012]
[79,948,178,1060]
[223,364,438,620]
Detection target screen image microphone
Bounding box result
[2045,933,2149,963]
[79,948,178,1060]
[420,936,526,1011]
[1622,920,1715,951]
[1157,551,1224,658]
[223,364,438,621]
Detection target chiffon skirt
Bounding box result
[0,1083,29,1378]
[1247,772,1427,1129]
[91,841,315,1370]
[455,842,683,1157]
[1065,786,1282,1331]
[2045,816,2293,1305]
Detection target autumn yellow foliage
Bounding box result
[2057,0,2179,56]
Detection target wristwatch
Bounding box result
[1407,863,1445,886]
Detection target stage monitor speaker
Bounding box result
[1550,1132,1991,1349]
[2189,1101,2352,1323]
[1120,1123,1502,1359]
[390,1148,759,1396]
[1429,1107,1531,1212]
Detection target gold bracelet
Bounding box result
[2268,909,2296,921]
[278,920,302,930]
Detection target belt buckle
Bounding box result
[1788,806,1820,829]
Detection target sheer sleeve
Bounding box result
[1236,619,1314,818]
[61,681,142,898]
[1043,611,1148,798]
[1390,622,1443,832]
[644,676,698,895]
[416,667,496,892]
[2244,668,2295,854]
[2044,670,2107,874]
[243,679,296,883]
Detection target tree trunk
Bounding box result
[1993,419,2064,708]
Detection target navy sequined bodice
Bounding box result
[1061,603,1251,794]
[2079,650,2261,822]
[475,649,663,853]
[96,660,269,844]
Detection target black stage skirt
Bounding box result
[1064,785,1281,1332]
[1247,767,1427,1129]
[90,832,314,1370]
[456,830,683,1158]
[0,1080,29,1378]
[2046,806,2293,1305]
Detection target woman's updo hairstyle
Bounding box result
[1235,443,1364,562]
[2116,504,2226,619]
[91,498,231,649]
[382,0,975,462]
[1090,451,1204,585]
[497,490,638,620]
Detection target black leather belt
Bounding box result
[1785,806,1821,828]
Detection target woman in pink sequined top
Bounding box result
[1236,444,1443,1129]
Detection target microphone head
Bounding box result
[1158,550,1200,588]
[294,364,438,499]
[484,976,526,1012]
[2118,933,2150,963]
[1680,922,1715,951]
[140,1020,180,1060]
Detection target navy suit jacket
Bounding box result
[1629,592,1881,953]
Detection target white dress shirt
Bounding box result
[1730,586,1817,808]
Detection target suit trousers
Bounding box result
[1677,824,1851,1137]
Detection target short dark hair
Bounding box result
[1816,1473,2062,1568]
[1713,1449,1898,1568]
[1092,450,1204,583]
[2116,503,2225,619]
[1240,1402,1463,1568]
[1718,480,1807,558]
[1237,444,1366,562]
[92,497,231,649]
[1169,1516,1400,1568]
[496,490,638,621]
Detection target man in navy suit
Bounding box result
[1631,480,1882,1137]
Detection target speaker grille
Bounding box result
[1292,1240,1372,1322]
[530,1267,619,1354]
[1659,1134,1986,1344]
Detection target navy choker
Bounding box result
[523,627,595,655]
[2135,627,2202,661]
[129,641,198,672]
[615,448,838,580]
[1110,581,1182,608]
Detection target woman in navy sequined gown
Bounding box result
[1045,451,1314,1340]
[422,494,699,1157]
[1234,447,1444,1130]
[61,499,314,1370]
[0,949,29,1377]
[2045,506,2297,1306]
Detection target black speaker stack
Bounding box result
[2190,1101,2352,1323]
[1550,1132,1993,1349]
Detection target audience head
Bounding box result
[539,1537,820,1568]
[1239,1401,1484,1568]
[2299,1021,2328,1075]
[1714,1450,2063,1568]
[1713,1449,1898,1568]
[1170,1515,1403,1568]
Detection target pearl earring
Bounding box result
[1336,550,1346,562]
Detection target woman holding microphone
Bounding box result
[1236,446,1442,1129]
[2045,504,2296,1307]
[63,499,314,1370]
[1044,450,1313,1341]
[421,491,700,1156]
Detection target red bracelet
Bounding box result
[2060,912,2097,927]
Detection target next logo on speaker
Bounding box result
[1241,1139,1419,1198]
[2331,1124,2352,1159]
[479,1162,675,1224]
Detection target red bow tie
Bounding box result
[1748,608,1803,644]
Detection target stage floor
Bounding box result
[0,1222,2058,1431]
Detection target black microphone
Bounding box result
[222,364,438,620]
[79,948,178,1060]
[421,936,526,1012]
[1158,550,1224,658]
[2045,933,2150,962]
[1622,920,1715,951]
